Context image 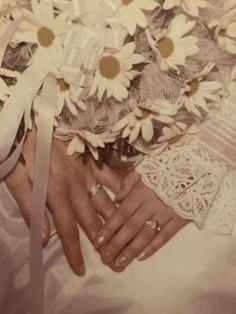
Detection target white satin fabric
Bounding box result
[1,181,236,314]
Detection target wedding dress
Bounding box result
[1,1,236,313]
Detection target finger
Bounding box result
[115,171,140,203]
[137,217,189,261]
[108,260,126,273]
[99,207,149,264]
[90,161,122,194]
[114,223,157,268]
[89,185,117,220]
[47,194,86,276]
[94,189,143,249]
[71,188,103,243]
[6,163,50,245]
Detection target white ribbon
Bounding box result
[0,52,48,165]
[71,0,120,21]
[62,0,125,101]
[0,16,23,66]
[30,75,57,314]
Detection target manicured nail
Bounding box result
[95,235,106,248]
[102,251,113,264]
[115,256,128,267]
[137,252,147,261]
[77,264,86,276]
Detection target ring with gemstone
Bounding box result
[145,220,162,232]
[88,183,102,199]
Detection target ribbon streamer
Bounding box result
[0,53,48,163]
[62,0,125,101]
[0,16,23,65]
[30,75,57,314]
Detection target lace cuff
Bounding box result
[136,97,236,231]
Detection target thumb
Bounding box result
[6,163,51,245]
[116,171,140,203]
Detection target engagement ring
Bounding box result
[88,183,102,199]
[145,220,162,232]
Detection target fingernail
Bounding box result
[137,252,147,261]
[95,235,106,248]
[77,264,86,276]
[115,256,128,267]
[102,251,113,264]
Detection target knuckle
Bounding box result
[162,228,172,241]
[142,229,154,241]
[126,218,140,232]
[62,231,78,242]
[118,206,129,221]
[107,236,124,254]
[146,242,157,255]
[100,196,114,211]
[123,246,136,259]
[100,224,116,238]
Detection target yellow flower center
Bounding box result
[137,109,151,120]
[185,79,200,97]
[57,79,69,92]
[219,29,226,37]
[157,37,174,58]
[37,27,55,47]
[99,56,121,80]
[121,0,133,5]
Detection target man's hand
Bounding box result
[6,127,121,276]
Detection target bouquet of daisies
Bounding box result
[0,0,235,168]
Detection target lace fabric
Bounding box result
[136,97,236,234]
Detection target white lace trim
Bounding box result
[136,138,233,231]
[204,169,236,235]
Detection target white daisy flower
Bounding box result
[163,0,209,17]
[151,122,200,154]
[113,100,177,143]
[55,79,86,117]
[209,8,236,54]
[158,124,185,143]
[118,0,158,36]
[89,42,144,102]
[33,78,87,121]
[178,63,222,117]
[0,14,10,36]
[55,128,117,160]
[146,14,199,71]
[12,0,69,73]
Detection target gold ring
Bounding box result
[88,183,102,199]
[145,220,161,232]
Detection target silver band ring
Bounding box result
[145,220,162,232]
[88,183,102,199]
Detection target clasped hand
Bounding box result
[6,128,188,275]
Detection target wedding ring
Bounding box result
[145,220,162,232]
[88,183,102,199]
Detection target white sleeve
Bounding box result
[136,96,236,234]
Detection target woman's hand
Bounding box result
[94,171,189,269]
[5,127,121,276]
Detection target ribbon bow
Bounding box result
[62,0,125,101]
